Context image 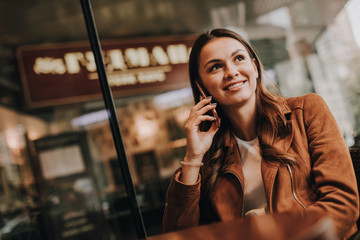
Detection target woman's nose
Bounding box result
[224,64,239,80]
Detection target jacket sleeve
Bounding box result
[303,93,359,238]
[162,168,201,233]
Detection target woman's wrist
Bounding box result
[181,161,204,167]
[181,154,204,167]
[183,153,204,164]
[180,155,203,184]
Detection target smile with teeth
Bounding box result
[226,81,246,90]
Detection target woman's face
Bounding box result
[198,37,258,108]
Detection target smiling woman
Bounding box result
[162,28,359,240]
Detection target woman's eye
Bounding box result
[235,55,244,61]
[209,64,221,72]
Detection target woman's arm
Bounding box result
[163,97,219,232]
[304,93,359,238]
[162,169,202,232]
[181,97,219,184]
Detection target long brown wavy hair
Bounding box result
[188,28,296,197]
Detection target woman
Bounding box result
[163,28,359,239]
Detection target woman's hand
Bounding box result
[180,97,219,185]
[184,96,220,165]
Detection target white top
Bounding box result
[234,135,268,216]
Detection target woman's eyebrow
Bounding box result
[203,49,247,69]
[231,49,246,57]
[204,59,220,69]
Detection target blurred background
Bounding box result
[0,0,360,239]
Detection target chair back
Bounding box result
[350,147,360,229]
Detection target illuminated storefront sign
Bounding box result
[17,36,195,108]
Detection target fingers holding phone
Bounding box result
[184,97,220,160]
[195,81,220,128]
[187,96,219,129]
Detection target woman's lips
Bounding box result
[224,80,247,90]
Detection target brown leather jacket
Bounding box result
[163,94,359,239]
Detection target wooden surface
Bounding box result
[148,211,337,240]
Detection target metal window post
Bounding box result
[80,0,147,239]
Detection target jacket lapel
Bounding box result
[207,133,245,220]
[261,107,294,212]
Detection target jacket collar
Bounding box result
[274,98,293,153]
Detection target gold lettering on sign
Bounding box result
[31,43,190,87]
[64,52,84,74]
[138,71,166,83]
[85,51,96,72]
[125,47,150,68]
[167,44,188,64]
[151,46,169,65]
[108,73,137,86]
[107,49,127,71]
[88,66,171,87]
[33,57,66,74]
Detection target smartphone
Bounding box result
[195,81,220,128]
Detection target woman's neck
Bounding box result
[223,98,257,141]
